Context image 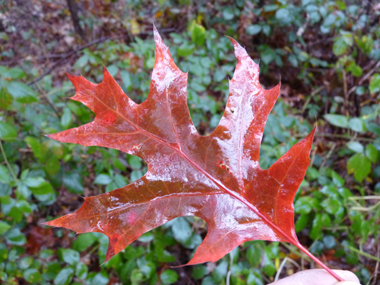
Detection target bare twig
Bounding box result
[373,245,379,285]
[66,0,87,41]
[27,28,176,86]
[343,244,380,263]
[294,133,375,142]
[274,257,300,282]
[0,140,18,181]
[348,196,380,200]
[319,142,336,170]
[342,70,349,116]
[27,36,110,86]
[301,86,325,113]
[348,60,380,96]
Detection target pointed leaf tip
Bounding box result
[302,126,316,150]
[307,126,317,140]
[153,26,164,48]
[65,73,79,84]
[227,36,250,61]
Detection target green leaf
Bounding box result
[45,155,60,176]
[0,243,8,263]
[54,268,74,285]
[0,165,10,184]
[127,155,142,168]
[294,196,313,214]
[355,86,366,96]
[160,269,179,285]
[177,43,194,57]
[29,181,54,195]
[73,233,97,252]
[25,137,44,161]
[275,8,291,24]
[323,235,336,249]
[321,198,340,214]
[18,256,33,269]
[191,23,206,46]
[63,173,84,194]
[247,244,262,267]
[264,4,279,12]
[16,200,32,213]
[137,232,154,242]
[347,153,371,182]
[213,70,226,83]
[295,214,310,232]
[348,118,365,133]
[212,260,228,282]
[192,265,208,280]
[347,141,364,153]
[369,74,380,94]
[90,272,109,285]
[332,171,345,187]
[172,217,192,244]
[222,7,234,20]
[23,268,42,283]
[0,88,13,109]
[333,37,347,56]
[324,114,348,128]
[3,67,26,79]
[310,213,323,239]
[346,63,362,77]
[113,158,126,171]
[137,257,155,278]
[0,221,11,235]
[0,32,8,40]
[260,47,276,65]
[75,262,88,280]
[94,174,112,185]
[61,107,72,129]
[24,177,45,188]
[59,249,80,265]
[0,121,17,140]
[246,25,262,35]
[40,249,54,259]
[4,228,26,245]
[7,81,38,103]
[336,0,346,10]
[365,144,378,163]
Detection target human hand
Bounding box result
[268,269,360,285]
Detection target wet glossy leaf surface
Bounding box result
[46,28,315,265]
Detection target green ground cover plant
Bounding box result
[0,0,379,284]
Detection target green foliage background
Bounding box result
[0,0,380,284]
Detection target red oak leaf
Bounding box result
[46,27,342,281]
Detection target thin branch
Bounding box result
[301,86,325,113]
[348,60,380,96]
[66,0,87,41]
[27,36,110,86]
[343,244,380,263]
[372,246,379,285]
[274,257,301,282]
[348,196,380,200]
[0,140,18,182]
[294,132,376,142]
[319,142,336,170]
[27,28,176,86]
[342,70,349,116]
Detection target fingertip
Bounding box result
[332,270,360,284]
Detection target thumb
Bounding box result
[269,269,360,285]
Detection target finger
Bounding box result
[269,269,360,285]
